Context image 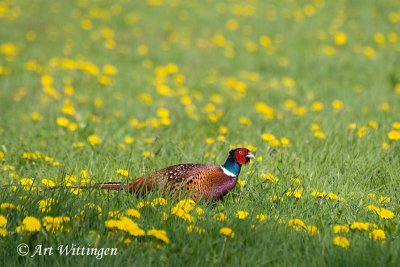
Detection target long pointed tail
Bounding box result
[98,182,125,190]
[86,180,147,194]
[41,179,150,194]
[45,182,127,191]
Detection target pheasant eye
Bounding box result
[239,151,243,155]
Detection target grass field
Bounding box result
[1,0,400,266]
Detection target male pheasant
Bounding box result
[93,147,255,201]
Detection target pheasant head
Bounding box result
[221,147,255,177]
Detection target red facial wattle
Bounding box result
[234,148,254,165]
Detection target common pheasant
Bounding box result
[90,148,255,201]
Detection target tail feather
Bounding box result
[44,180,144,193]
[98,182,125,190]
[45,182,125,191]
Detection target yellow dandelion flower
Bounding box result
[311,123,320,131]
[333,236,350,249]
[392,122,400,129]
[322,45,336,56]
[215,212,227,221]
[284,99,297,110]
[117,217,145,236]
[116,169,129,177]
[40,75,53,86]
[327,192,345,202]
[261,133,275,142]
[350,222,370,231]
[126,208,141,219]
[63,85,75,96]
[72,142,86,148]
[42,216,70,232]
[219,227,234,238]
[195,207,203,216]
[0,228,7,237]
[151,197,167,206]
[82,203,102,214]
[292,106,307,116]
[334,32,347,46]
[332,100,344,111]
[333,224,350,234]
[61,99,76,115]
[280,137,290,146]
[255,102,275,119]
[124,226,146,237]
[307,225,319,235]
[0,42,18,56]
[357,126,368,138]
[237,179,246,187]
[268,195,282,202]
[147,229,170,244]
[219,126,228,134]
[363,46,376,58]
[137,44,148,55]
[56,117,70,127]
[142,151,154,158]
[156,84,173,96]
[256,214,267,222]
[156,108,170,118]
[0,214,7,227]
[313,130,326,139]
[162,212,169,220]
[123,238,132,246]
[239,117,252,125]
[1,203,15,211]
[236,211,249,220]
[173,199,195,213]
[130,118,140,127]
[40,179,55,187]
[103,64,117,75]
[286,188,303,199]
[108,211,121,218]
[20,178,34,186]
[291,178,302,184]
[172,209,194,222]
[348,123,357,129]
[31,112,42,121]
[369,229,386,241]
[311,101,324,112]
[22,216,42,232]
[105,219,120,229]
[226,19,238,31]
[38,198,55,213]
[368,120,378,129]
[136,201,150,209]
[124,136,134,144]
[378,196,391,203]
[187,224,205,234]
[388,131,400,141]
[288,218,306,231]
[260,173,279,183]
[88,135,102,146]
[375,208,395,219]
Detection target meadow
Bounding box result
[0,0,399,266]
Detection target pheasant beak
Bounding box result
[246,152,256,159]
